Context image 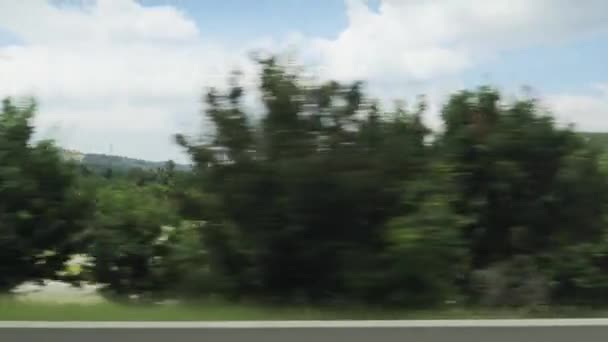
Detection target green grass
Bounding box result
[2,296,608,321]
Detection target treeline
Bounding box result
[3,57,608,308]
[80,153,190,175]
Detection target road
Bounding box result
[2,319,608,341]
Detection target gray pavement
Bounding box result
[2,322,608,342]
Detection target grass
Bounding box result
[5,279,608,321]
[2,296,608,321]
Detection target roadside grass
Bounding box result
[1,296,607,321]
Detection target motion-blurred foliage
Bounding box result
[0,98,92,291]
[2,56,608,308]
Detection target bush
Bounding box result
[471,255,549,307]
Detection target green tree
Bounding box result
[438,88,607,267]
[86,181,179,297]
[437,87,608,306]
[347,162,469,307]
[177,58,434,303]
[0,98,92,291]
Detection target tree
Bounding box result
[437,87,608,306]
[176,57,435,303]
[85,181,179,297]
[346,162,469,307]
[0,98,93,291]
[438,88,607,268]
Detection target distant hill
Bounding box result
[82,153,191,173]
[60,149,191,173]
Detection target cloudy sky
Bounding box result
[1,0,607,162]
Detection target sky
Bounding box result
[0,0,607,163]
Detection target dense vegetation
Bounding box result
[79,153,190,175]
[3,57,608,309]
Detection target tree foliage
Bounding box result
[3,56,608,308]
[0,98,92,291]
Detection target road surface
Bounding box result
[2,319,608,341]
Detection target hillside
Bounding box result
[82,153,190,172]
[60,149,191,173]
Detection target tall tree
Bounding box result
[177,58,435,303]
[0,98,92,291]
[438,87,607,271]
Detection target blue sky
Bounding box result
[462,35,608,94]
[139,0,351,41]
[0,0,608,162]
[141,0,608,93]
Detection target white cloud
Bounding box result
[305,0,608,132]
[310,0,608,83]
[1,0,607,161]
[545,84,608,131]
[0,0,200,45]
[0,0,258,162]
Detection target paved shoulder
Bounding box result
[2,320,608,342]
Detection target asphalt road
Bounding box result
[2,320,608,342]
